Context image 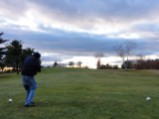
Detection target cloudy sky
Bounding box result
[1,0,159,68]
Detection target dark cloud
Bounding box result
[2,26,159,57]
[3,28,119,54]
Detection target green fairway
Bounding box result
[0,68,159,119]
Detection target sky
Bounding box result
[0,0,159,68]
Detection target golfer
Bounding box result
[21,52,41,107]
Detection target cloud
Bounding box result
[30,0,159,20]
[1,0,159,33]
[3,27,119,54]
[2,25,159,57]
[132,23,159,39]
[0,0,29,19]
[1,0,159,67]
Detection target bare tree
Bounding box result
[124,40,136,64]
[114,44,126,69]
[77,61,82,68]
[136,54,145,61]
[114,40,136,69]
[94,52,104,69]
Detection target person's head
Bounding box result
[33,52,41,59]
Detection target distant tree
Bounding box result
[77,61,82,68]
[99,64,112,69]
[69,61,75,67]
[97,64,119,70]
[0,32,7,62]
[136,54,145,61]
[114,44,126,69]
[95,52,104,69]
[121,61,133,69]
[96,59,101,69]
[114,40,136,70]
[124,40,136,65]
[113,65,119,69]
[53,61,58,67]
[0,57,5,72]
[0,32,7,72]
[134,59,159,69]
[5,40,23,74]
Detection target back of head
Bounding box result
[33,52,41,59]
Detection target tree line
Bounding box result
[121,59,159,70]
[96,40,159,70]
[0,32,34,74]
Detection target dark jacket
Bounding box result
[22,56,41,76]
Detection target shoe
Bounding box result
[24,103,35,107]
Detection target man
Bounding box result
[22,52,41,107]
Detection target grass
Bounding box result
[0,68,159,119]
